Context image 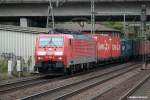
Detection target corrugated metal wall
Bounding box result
[0,30,36,71]
[0,25,50,72]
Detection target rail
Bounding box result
[20,63,139,100]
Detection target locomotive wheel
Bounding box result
[87,63,90,71]
[70,67,74,74]
[67,67,74,75]
[38,67,45,73]
[64,68,71,75]
[63,68,67,75]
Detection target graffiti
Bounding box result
[0,53,25,61]
[0,53,33,72]
[1,53,16,60]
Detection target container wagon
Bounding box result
[121,38,133,61]
[133,39,150,60]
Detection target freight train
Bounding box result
[34,29,150,74]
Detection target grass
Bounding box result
[0,73,9,80]
[0,59,9,80]
[0,59,8,73]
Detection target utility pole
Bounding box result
[91,0,95,34]
[141,4,147,70]
[56,0,67,7]
[123,13,127,36]
[47,0,55,32]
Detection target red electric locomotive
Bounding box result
[34,33,96,73]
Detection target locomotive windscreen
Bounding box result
[39,37,64,47]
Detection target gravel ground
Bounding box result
[0,63,131,100]
[0,75,39,86]
[94,65,150,100]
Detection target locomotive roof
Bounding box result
[38,33,93,40]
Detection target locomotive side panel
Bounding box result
[67,35,96,66]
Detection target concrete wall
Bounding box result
[0,2,150,17]
[0,0,150,25]
[0,0,149,3]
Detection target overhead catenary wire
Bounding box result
[47,0,67,33]
[91,0,95,34]
[47,0,55,33]
[140,4,147,69]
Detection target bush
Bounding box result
[0,59,8,73]
[0,59,8,80]
[0,59,33,80]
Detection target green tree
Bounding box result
[102,21,124,31]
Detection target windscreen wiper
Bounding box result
[49,38,57,46]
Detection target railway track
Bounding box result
[0,73,62,94]
[88,63,150,100]
[20,63,140,100]
[0,63,122,97]
[0,62,122,95]
[119,70,150,100]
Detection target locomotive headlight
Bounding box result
[38,57,43,60]
[54,51,63,56]
[58,57,62,60]
[37,51,46,55]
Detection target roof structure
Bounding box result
[0,24,50,33]
[0,0,149,3]
[55,23,120,32]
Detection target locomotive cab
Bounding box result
[35,34,65,73]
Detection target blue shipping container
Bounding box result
[121,39,132,58]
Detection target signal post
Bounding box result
[140,5,147,70]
